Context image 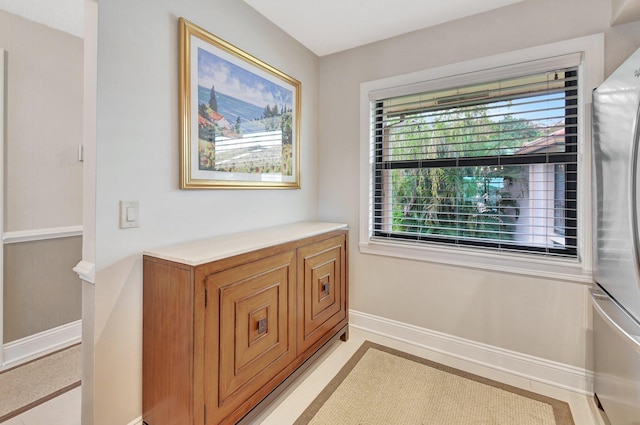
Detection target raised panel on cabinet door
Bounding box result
[297,235,346,355]
[203,251,296,424]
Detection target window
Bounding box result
[359,35,603,280]
[371,68,578,258]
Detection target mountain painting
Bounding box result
[196,46,296,178]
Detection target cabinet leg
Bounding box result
[340,326,349,342]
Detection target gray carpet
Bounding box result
[0,344,81,423]
[295,341,574,425]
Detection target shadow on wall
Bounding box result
[93,255,143,425]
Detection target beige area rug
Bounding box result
[0,344,81,423]
[295,341,574,425]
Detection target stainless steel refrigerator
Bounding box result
[592,47,640,425]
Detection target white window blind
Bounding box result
[370,66,578,258]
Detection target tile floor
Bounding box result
[2,386,81,425]
[3,327,607,425]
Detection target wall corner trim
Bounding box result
[73,260,95,284]
[350,310,593,395]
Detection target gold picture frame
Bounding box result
[179,18,301,189]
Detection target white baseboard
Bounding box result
[127,417,143,425]
[1,319,82,370]
[350,310,594,395]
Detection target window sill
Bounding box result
[359,238,593,284]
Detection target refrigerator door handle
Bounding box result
[631,104,640,275]
[591,290,640,353]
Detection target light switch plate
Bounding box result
[119,200,139,228]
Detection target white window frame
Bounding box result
[359,34,604,283]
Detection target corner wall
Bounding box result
[93,0,319,423]
[0,9,82,353]
[317,0,640,373]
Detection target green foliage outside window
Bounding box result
[386,105,544,242]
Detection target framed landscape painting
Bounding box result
[179,18,301,189]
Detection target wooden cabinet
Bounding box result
[143,223,348,425]
[297,235,347,355]
[203,251,297,423]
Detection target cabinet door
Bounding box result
[203,251,296,424]
[297,235,347,355]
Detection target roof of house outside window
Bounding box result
[515,127,565,154]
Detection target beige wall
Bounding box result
[0,10,83,346]
[0,10,83,231]
[317,0,640,370]
[3,237,82,342]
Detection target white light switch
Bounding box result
[120,201,139,228]
[126,206,137,222]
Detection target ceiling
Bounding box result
[0,0,83,37]
[0,0,525,51]
[243,0,524,56]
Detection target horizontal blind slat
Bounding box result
[370,65,579,258]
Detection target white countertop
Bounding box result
[143,221,348,266]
